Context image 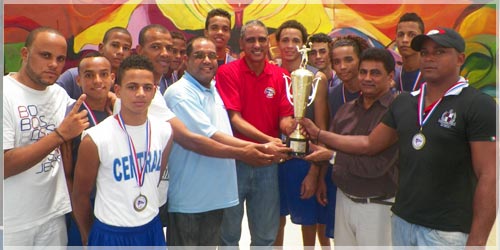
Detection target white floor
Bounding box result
[239,210,329,248]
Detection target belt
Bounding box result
[344,192,395,206]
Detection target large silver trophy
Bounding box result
[284,43,320,157]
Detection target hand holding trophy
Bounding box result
[283,43,321,157]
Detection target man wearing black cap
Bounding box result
[299,27,496,248]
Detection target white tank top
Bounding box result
[85,115,172,227]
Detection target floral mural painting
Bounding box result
[4,1,497,96]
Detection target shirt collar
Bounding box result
[183,71,215,93]
[411,76,468,96]
[240,57,273,76]
[356,90,395,109]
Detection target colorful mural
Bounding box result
[4,1,497,96]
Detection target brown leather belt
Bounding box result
[344,193,395,206]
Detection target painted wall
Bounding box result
[4,1,497,96]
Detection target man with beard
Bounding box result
[3,27,89,246]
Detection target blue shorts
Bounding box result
[88,215,166,246]
[279,158,336,233]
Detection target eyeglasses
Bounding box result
[192,51,217,60]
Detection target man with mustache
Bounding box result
[4,27,89,246]
[216,20,295,246]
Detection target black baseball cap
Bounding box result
[411,27,465,53]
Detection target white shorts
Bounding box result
[4,215,67,247]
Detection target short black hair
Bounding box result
[138,24,170,46]
[359,47,395,74]
[205,8,231,30]
[77,51,110,73]
[115,55,154,85]
[25,26,64,48]
[171,31,186,41]
[308,33,332,44]
[102,27,131,44]
[275,20,308,44]
[398,12,425,33]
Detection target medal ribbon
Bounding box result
[417,79,468,128]
[114,113,151,188]
[82,101,99,126]
[328,71,335,88]
[400,70,422,92]
[225,52,230,65]
[171,71,178,83]
[342,84,346,104]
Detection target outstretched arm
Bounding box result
[300,118,398,156]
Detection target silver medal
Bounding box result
[133,194,148,212]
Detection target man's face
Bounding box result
[204,15,231,50]
[419,39,464,83]
[22,31,67,90]
[185,39,218,87]
[137,30,173,77]
[240,25,269,64]
[170,38,187,71]
[396,21,422,58]
[278,28,303,63]
[77,56,114,101]
[331,45,359,83]
[358,60,393,99]
[308,42,331,71]
[115,69,156,116]
[99,31,132,71]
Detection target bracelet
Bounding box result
[315,129,321,144]
[54,128,66,143]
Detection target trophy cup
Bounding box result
[283,43,320,157]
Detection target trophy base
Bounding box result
[286,137,309,157]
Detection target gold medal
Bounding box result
[412,132,426,150]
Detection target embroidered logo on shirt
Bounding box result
[438,109,456,128]
[264,87,276,99]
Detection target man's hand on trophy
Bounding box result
[259,141,292,164]
[298,118,320,142]
[303,143,333,163]
[240,143,275,167]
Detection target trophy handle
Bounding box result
[283,73,294,106]
[307,76,321,106]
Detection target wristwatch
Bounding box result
[329,151,337,165]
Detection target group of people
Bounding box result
[3,8,496,249]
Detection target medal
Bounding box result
[415,79,468,150]
[412,132,426,150]
[115,113,152,212]
[134,194,148,212]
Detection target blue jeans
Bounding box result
[392,214,468,250]
[220,161,279,246]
